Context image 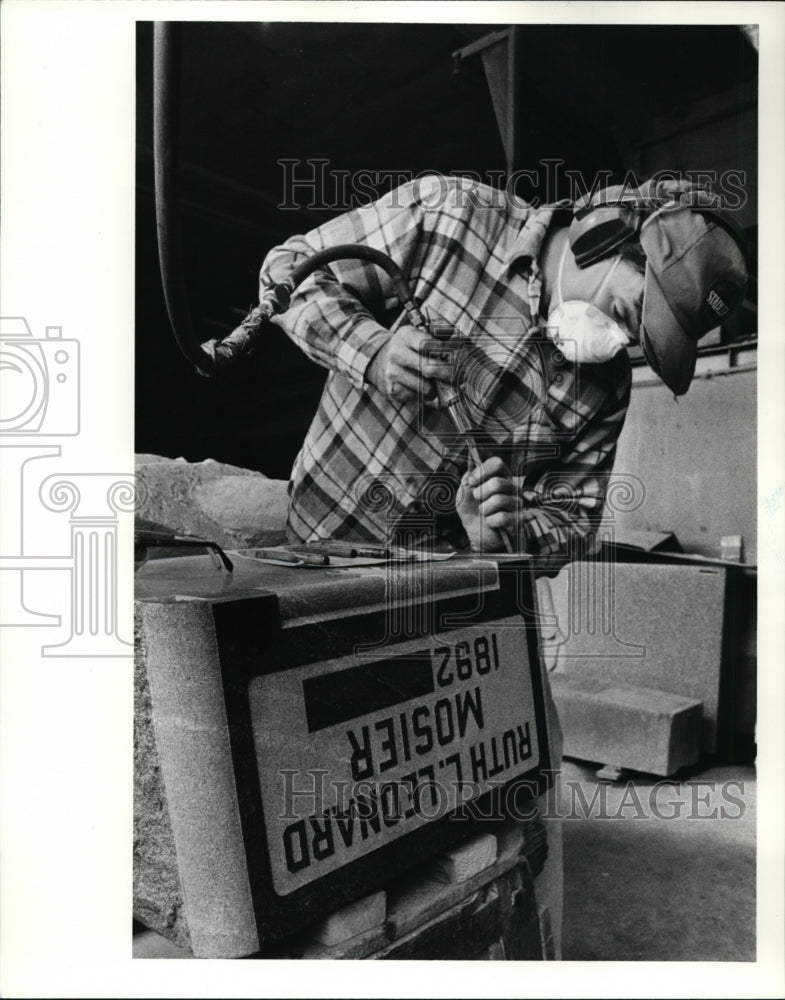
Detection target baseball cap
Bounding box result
[638,202,749,395]
[570,179,749,395]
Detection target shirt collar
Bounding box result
[502,201,572,271]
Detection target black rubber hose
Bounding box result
[290,245,422,324]
[152,22,212,375]
[202,244,425,372]
[152,29,421,375]
[152,25,423,379]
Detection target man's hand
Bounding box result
[366,325,453,407]
[456,457,521,552]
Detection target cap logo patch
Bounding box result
[706,289,730,318]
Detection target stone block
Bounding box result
[311,890,387,947]
[549,561,728,752]
[135,454,289,548]
[551,675,702,776]
[134,553,553,951]
[433,833,497,884]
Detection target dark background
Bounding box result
[135,21,758,479]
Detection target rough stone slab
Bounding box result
[311,891,387,947]
[132,927,192,959]
[133,612,191,951]
[433,832,497,884]
[135,454,289,549]
[551,675,702,776]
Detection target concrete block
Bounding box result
[551,675,702,776]
[434,833,497,884]
[135,454,289,549]
[311,890,387,946]
[549,561,727,752]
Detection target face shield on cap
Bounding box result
[638,204,749,395]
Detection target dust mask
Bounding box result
[547,240,630,364]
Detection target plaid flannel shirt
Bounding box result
[261,176,631,574]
